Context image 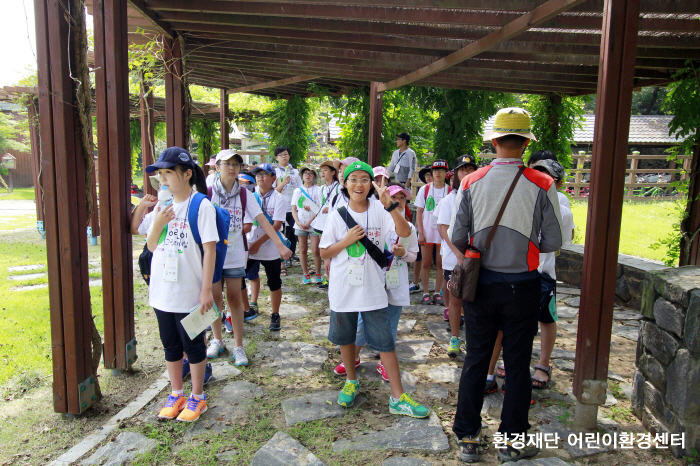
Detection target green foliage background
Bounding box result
[263,95,314,166]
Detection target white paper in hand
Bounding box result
[181,303,220,340]
[297,194,320,215]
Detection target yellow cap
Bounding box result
[485,107,537,141]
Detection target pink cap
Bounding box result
[340,157,360,166]
[205,157,217,166]
[373,166,390,179]
[388,184,411,200]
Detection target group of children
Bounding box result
[130,135,573,433]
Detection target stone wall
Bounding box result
[632,267,700,457]
[555,244,668,309]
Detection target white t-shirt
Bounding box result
[311,182,341,231]
[291,185,322,230]
[210,187,263,269]
[539,192,575,278]
[385,224,419,306]
[414,183,450,244]
[206,172,218,187]
[436,190,459,271]
[245,188,287,261]
[274,165,303,213]
[140,193,219,313]
[320,201,395,313]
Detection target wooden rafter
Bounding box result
[226,75,319,94]
[378,0,587,91]
[128,0,175,39]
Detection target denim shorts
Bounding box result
[295,228,319,237]
[355,304,403,347]
[222,267,246,279]
[328,308,395,353]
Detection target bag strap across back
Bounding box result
[484,165,525,250]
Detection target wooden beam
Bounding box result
[573,0,641,404]
[378,0,586,91]
[164,37,186,148]
[220,89,229,150]
[226,75,319,94]
[26,98,44,224]
[127,0,175,39]
[368,82,383,168]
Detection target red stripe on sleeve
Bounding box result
[527,241,540,271]
[460,165,493,190]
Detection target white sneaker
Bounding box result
[206,339,225,359]
[233,346,248,367]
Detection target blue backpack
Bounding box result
[188,192,231,283]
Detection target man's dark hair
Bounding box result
[528,150,557,167]
[397,132,411,145]
[274,146,290,157]
[495,134,528,150]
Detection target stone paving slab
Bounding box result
[402,305,443,316]
[281,390,367,426]
[563,297,580,307]
[278,303,310,319]
[8,272,46,281]
[7,264,44,272]
[427,364,461,384]
[557,287,581,296]
[556,306,579,319]
[332,412,449,454]
[612,325,640,341]
[420,384,449,401]
[82,432,156,466]
[310,324,329,341]
[382,458,433,466]
[556,293,572,302]
[538,421,612,459]
[557,323,578,333]
[482,390,505,414]
[394,339,435,364]
[426,321,465,342]
[397,319,417,334]
[501,458,574,466]
[532,344,576,360]
[251,432,325,466]
[186,380,263,439]
[254,341,327,376]
[613,310,643,321]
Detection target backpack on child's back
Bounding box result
[189,192,231,283]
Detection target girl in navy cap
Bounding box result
[131,147,216,423]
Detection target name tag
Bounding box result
[348,258,365,287]
[164,255,179,282]
[386,266,400,289]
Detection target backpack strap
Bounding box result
[207,185,213,200]
[240,188,248,251]
[424,183,431,200]
[188,192,206,247]
[337,206,393,268]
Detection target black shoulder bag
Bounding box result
[337,206,394,268]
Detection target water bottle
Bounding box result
[158,186,173,208]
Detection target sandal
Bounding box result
[531,364,552,389]
[281,267,288,277]
[496,364,506,378]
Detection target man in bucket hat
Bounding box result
[450,108,564,463]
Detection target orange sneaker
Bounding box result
[176,394,207,422]
[157,393,187,420]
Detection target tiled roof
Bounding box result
[483,114,687,144]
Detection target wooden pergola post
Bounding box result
[164,37,187,148]
[368,81,383,167]
[140,78,156,198]
[26,97,44,233]
[220,89,229,150]
[680,142,700,266]
[94,0,136,371]
[34,0,95,414]
[573,0,640,430]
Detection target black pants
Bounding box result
[452,277,540,439]
[285,212,298,256]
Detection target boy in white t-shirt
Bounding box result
[207,150,292,365]
[436,156,478,358]
[273,146,303,270]
[247,163,288,331]
[414,159,451,306]
[291,167,323,284]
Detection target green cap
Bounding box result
[343,161,374,181]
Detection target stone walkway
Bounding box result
[68,268,657,465]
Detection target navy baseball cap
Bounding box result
[145,147,196,173]
[252,163,276,176]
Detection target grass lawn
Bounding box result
[0,187,36,201]
[570,200,681,263]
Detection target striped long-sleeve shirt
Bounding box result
[451,160,564,274]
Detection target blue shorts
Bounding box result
[222,267,246,279]
[245,260,260,280]
[328,308,396,353]
[356,304,403,347]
